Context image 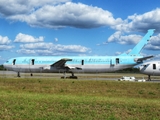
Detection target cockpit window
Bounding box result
[141,64,147,67]
[141,64,148,67]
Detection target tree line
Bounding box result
[0,65,5,70]
[115,68,139,73]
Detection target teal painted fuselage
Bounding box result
[3,55,143,73]
[3,29,155,77]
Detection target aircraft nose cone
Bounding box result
[3,62,9,70]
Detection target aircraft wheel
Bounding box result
[69,76,78,79]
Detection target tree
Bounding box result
[0,65,5,70]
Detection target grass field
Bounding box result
[0,75,160,120]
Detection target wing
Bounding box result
[51,58,72,68]
[51,58,82,70]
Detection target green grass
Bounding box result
[0,77,160,120]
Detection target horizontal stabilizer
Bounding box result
[134,55,154,63]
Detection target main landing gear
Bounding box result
[17,72,20,77]
[148,75,151,81]
[17,72,33,77]
[61,72,78,79]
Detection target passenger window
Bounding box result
[153,64,156,69]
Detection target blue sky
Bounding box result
[0,0,160,64]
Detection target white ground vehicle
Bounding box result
[118,76,135,81]
[118,76,146,82]
[136,78,146,82]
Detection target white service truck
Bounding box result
[118,76,146,82]
[118,76,135,81]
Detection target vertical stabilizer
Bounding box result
[128,29,155,56]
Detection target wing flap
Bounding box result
[51,58,82,70]
[65,65,82,70]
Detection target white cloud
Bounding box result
[17,42,91,55]
[149,34,160,46]
[145,44,160,51]
[0,36,11,44]
[0,1,122,29]
[1,1,160,55]
[0,0,70,16]
[143,34,160,50]
[96,42,108,46]
[108,31,142,45]
[115,49,132,55]
[0,35,14,51]
[17,49,59,55]
[20,43,53,49]
[0,45,14,51]
[24,2,122,29]
[154,54,160,59]
[115,51,121,55]
[55,44,89,53]
[0,1,160,31]
[112,8,160,32]
[14,33,44,43]
[105,8,160,50]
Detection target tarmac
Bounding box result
[0,71,160,83]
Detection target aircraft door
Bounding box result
[29,59,35,72]
[116,58,119,64]
[11,59,23,72]
[12,59,17,71]
[12,59,16,65]
[81,60,84,65]
[110,58,115,66]
[110,58,119,66]
[31,59,35,65]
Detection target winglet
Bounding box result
[128,29,155,56]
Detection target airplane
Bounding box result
[139,60,160,81]
[3,29,155,79]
